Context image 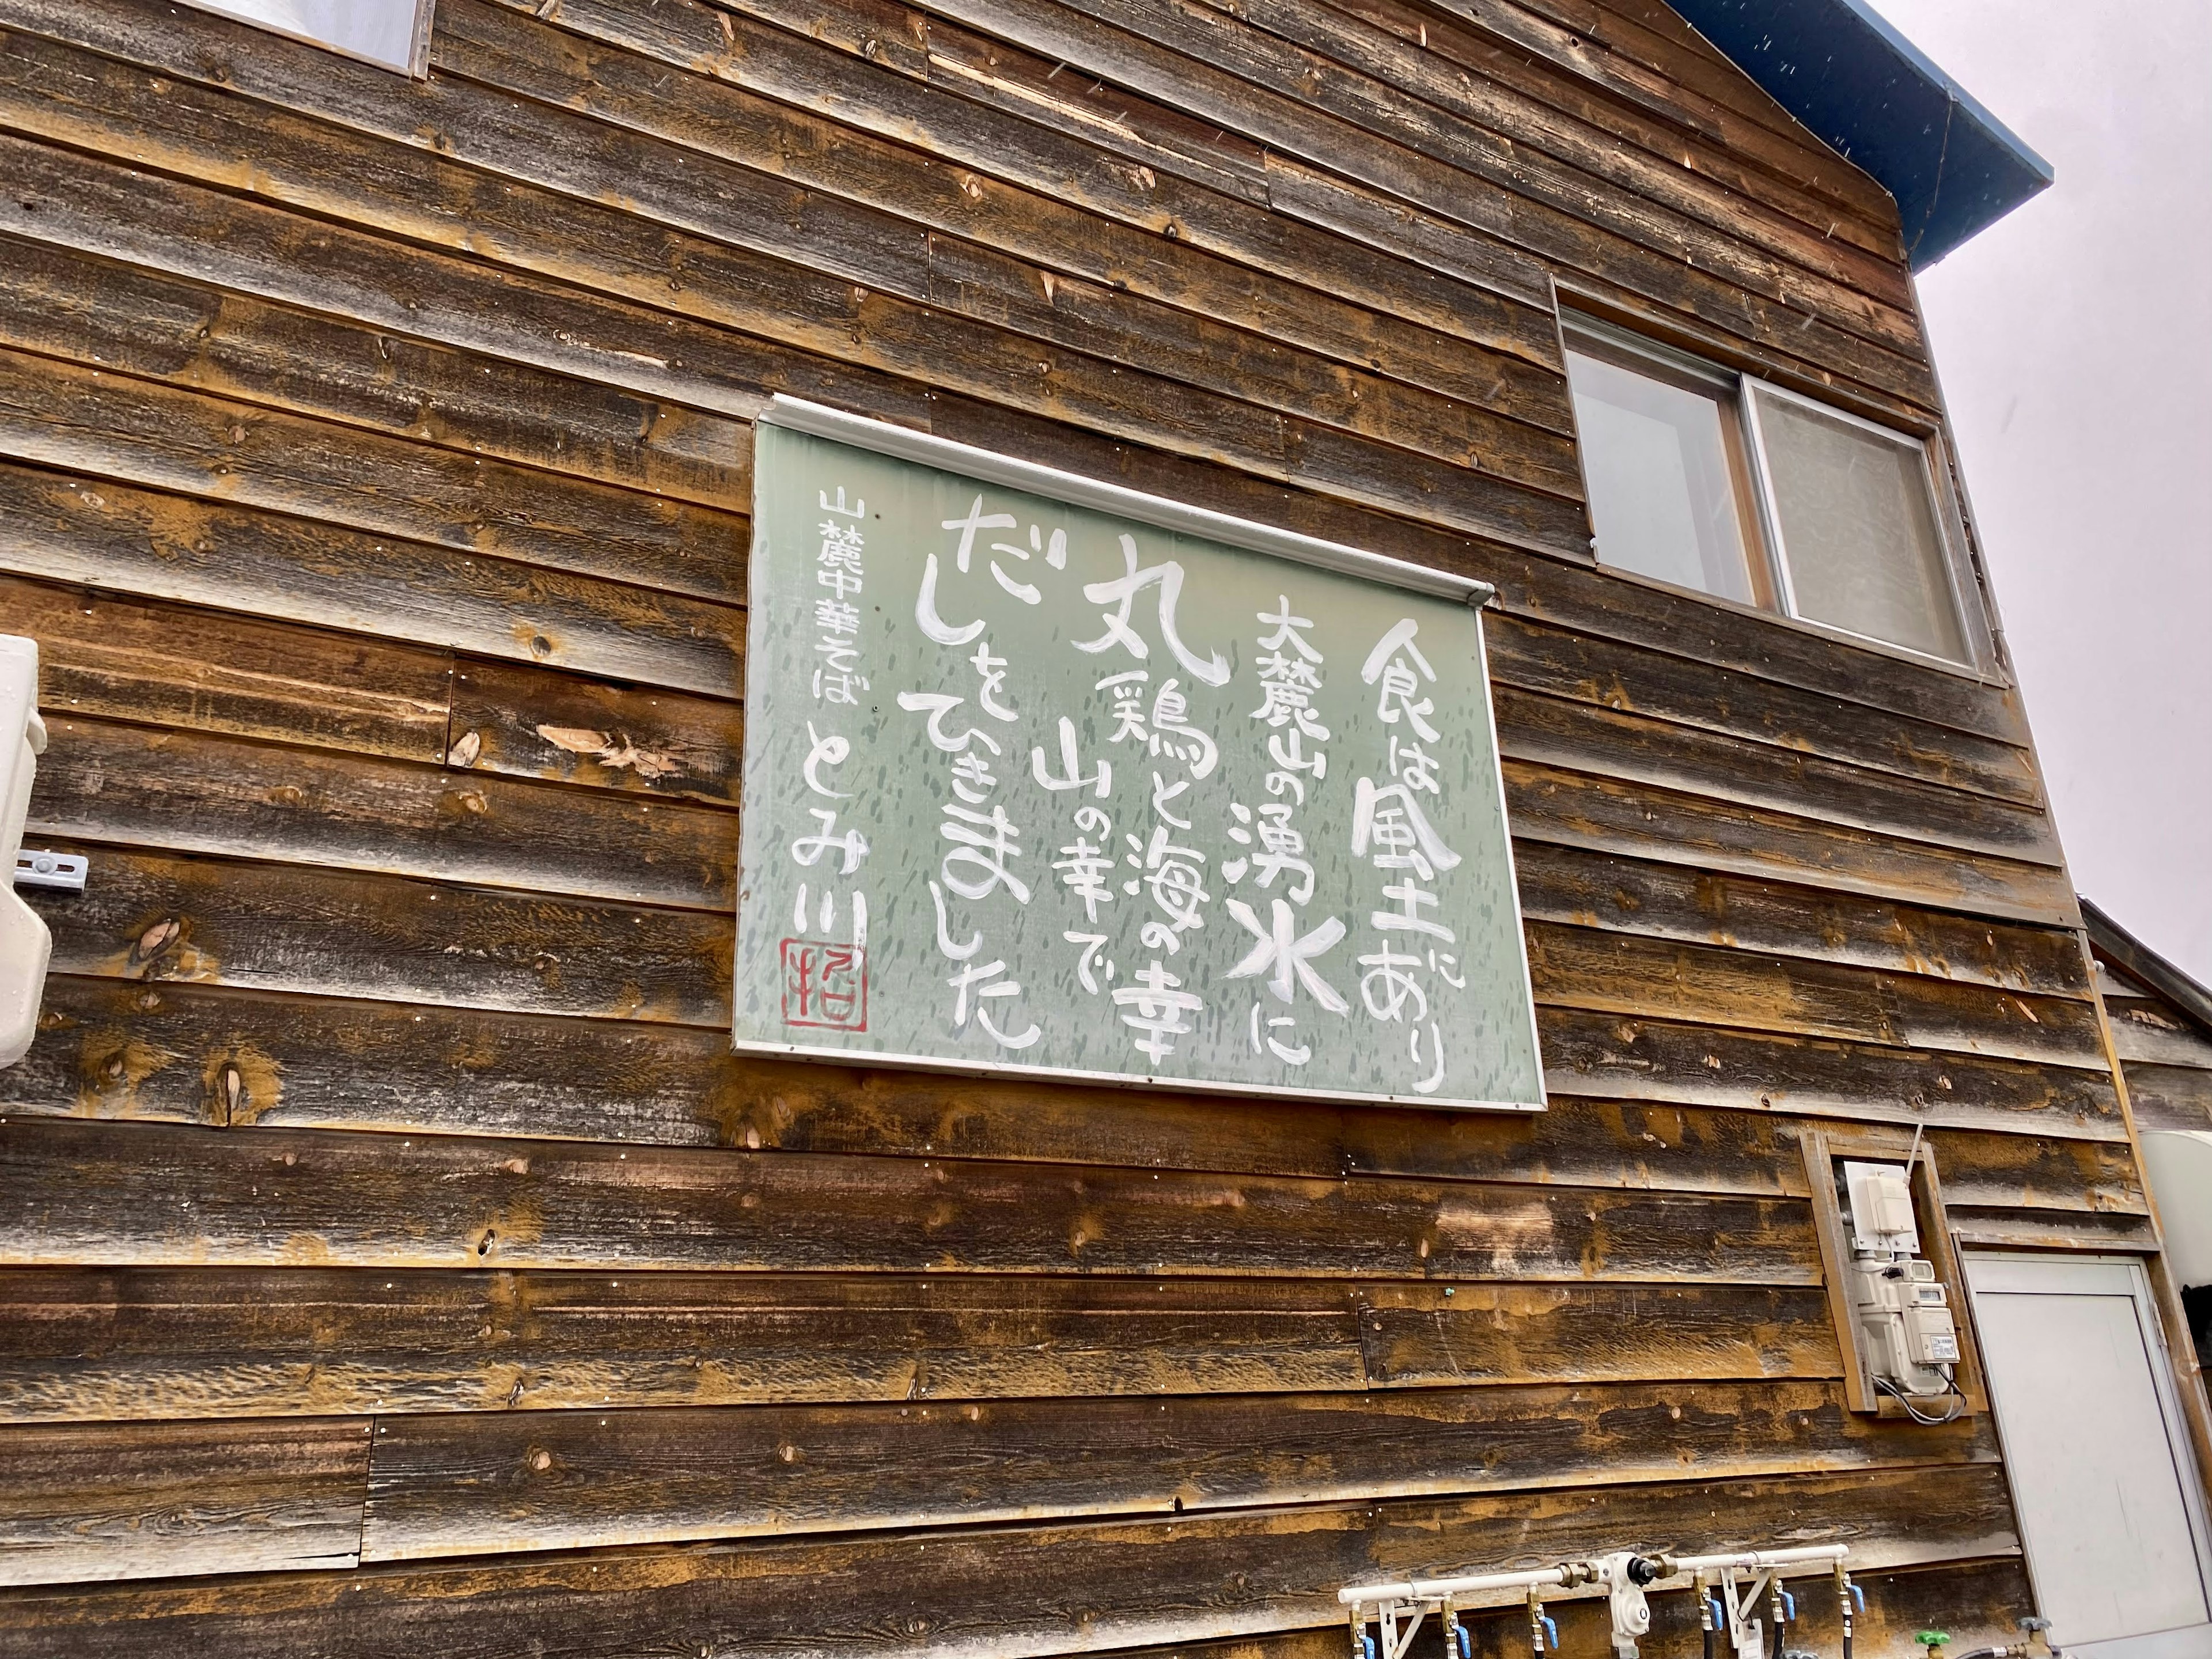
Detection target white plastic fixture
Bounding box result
[2142,1131,2212,1290]
[1843,1158,1922,1253]
[0,635,51,1067]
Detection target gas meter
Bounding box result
[1842,1160,1960,1407]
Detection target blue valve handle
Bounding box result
[1540,1614,1558,1652]
[1850,1584,1867,1613]
[1456,1624,1472,1659]
[1782,1589,1797,1620]
[1360,1635,1376,1659]
[1709,1596,1726,1629]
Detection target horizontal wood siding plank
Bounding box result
[1924,1131,2143,1217]
[729,1055,2142,1213]
[0,1418,369,1587]
[0,1267,1370,1421]
[0,462,746,698]
[24,839,2103,1073]
[0,345,746,605]
[5,975,738,1135]
[0,1118,1819,1283]
[28,717,738,910]
[1504,760,2078,926]
[1484,613,2041,808]
[1490,568,2030,752]
[448,658,743,806]
[1356,1281,1838,1385]
[0,1467,2019,1657]
[356,1378,1991,1561]
[1946,1207,2161,1253]
[1511,842,2093,1000]
[0,575,452,764]
[0,229,750,512]
[1496,688,2061,867]
[1524,920,2107,1068]
[2122,1062,2212,1135]
[29,846,731,1027]
[14,605,745,805]
[2108,1005,2212,1071]
[3,976,2141,1216]
[1539,1007,2126,1141]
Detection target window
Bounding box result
[1563,316,1979,666]
[176,0,433,74]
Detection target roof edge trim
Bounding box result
[1664,0,2052,268]
[2082,896,2212,1039]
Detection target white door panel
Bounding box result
[1966,1255,2212,1653]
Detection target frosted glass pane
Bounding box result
[180,0,423,70]
[1756,389,1967,661]
[1567,350,1755,603]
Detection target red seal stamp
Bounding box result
[780,939,868,1031]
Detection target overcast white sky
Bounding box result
[1868,0,2212,982]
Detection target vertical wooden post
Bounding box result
[2077,926,2212,1491]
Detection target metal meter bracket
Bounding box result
[14,850,86,892]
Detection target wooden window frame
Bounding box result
[1800,1123,1990,1420]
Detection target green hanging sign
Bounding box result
[734,400,1544,1112]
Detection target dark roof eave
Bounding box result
[2082,896,2212,1040]
[1665,0,2052,268]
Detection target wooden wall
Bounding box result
[0,0,2149,1649]
[2099,955,2212,1144]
